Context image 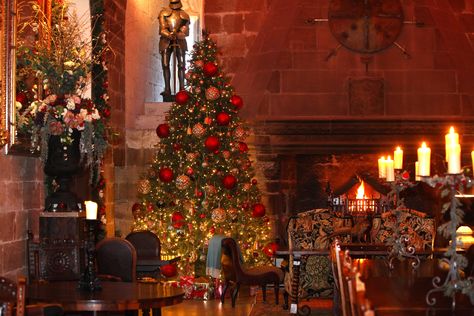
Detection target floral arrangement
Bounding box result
[15,0,109,179]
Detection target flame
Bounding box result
[356,181,366,199]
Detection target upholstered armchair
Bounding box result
[220,237,286,307]
[95,238,137,282]
[125,231,180,279]
[0,276,63,316]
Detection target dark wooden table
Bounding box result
[275,245,464,315]
[27,281,184,315]
[358,259,474,315]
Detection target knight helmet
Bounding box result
[169,0,183,9]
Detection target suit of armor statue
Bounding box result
[158,0,189,100]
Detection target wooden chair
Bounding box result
[220,237,286,307]
[0,276,63,316]
[125,231,180,279]
[331,239,350,316]
[96,238,137,282]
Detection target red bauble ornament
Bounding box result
[173,143,182,151]
[252,203,266,218]
[156,123,170,138]
[216,112,230,126]
[132,203,141,213]
[175,90,190,105]
[159,167,174,182]
[160,263,177,278]
[263,242,279,257]
[199,213,206,219]
[16,92,27,105]
[230,95,243,110]
[205,136,220,151]
[251,179,258,185]
[171,211,185,229]
[222,174,237,189]
[203,62,218,77]
[238,142,248,153]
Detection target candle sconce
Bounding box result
[384,169,421,270]
[379,127,474,308]
[78,201,101,292]
[423,173,474,308]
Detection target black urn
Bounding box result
[44,129,83,212]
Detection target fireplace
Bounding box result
[251,119,474,243]
[329,176,387,218]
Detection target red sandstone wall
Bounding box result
[0,154,43,279]
[204,0,272,79]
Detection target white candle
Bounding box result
[472,151,474,175]
[378,156,386,178]
[417,142,431,177]
[415,161,421,181]
[385,156,395,182]
[447,143,461,174]
[394,146,403,170]
[85,201,98,220]
[445,126,459,161]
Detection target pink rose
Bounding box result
[49,121,64,135]
[63,111,75,126]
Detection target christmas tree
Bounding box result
[131,35,274,275]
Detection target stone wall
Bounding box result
[102,0,128,236]
[0,154,43,279]
[204,0,272,79]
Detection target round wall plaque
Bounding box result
[328,0,404,54]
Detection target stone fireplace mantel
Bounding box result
[252,117,474,155]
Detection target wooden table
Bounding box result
[275,245,462,315]
[358,259,474,314]
[27,281,184,315]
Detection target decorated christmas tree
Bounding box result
[131,35,274,275]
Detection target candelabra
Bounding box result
[424,174,474,308]
[384,170,420,270]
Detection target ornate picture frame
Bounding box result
[0,0,15,150]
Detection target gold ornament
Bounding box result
[205,185,216,195]
[233,126,245,140]
[204,117,212,125]
[176,175,191,190]
[228,208,238,220]
[211,208,226,223]
[205,86,220,101]
[222,150,231,159]
[242,183,251,191]
[138,179,151,194]
[231,168,239,176]
[192,123,206,137]
[189,251,198,263]
[187,152,198,161]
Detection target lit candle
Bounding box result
[447,143,461,174]
[445,126,459,161]
[378,156,386,178]
[415,161,421,181]
[85,201,98,220]
[385,156,395,182]
[394,146,403,170]
[417,142,431,177]
[472,151,474,175]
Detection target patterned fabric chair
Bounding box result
[286,208,435,299]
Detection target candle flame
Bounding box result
[449,126,455,133]
[396,146,401,151]
[421,142,427,148]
